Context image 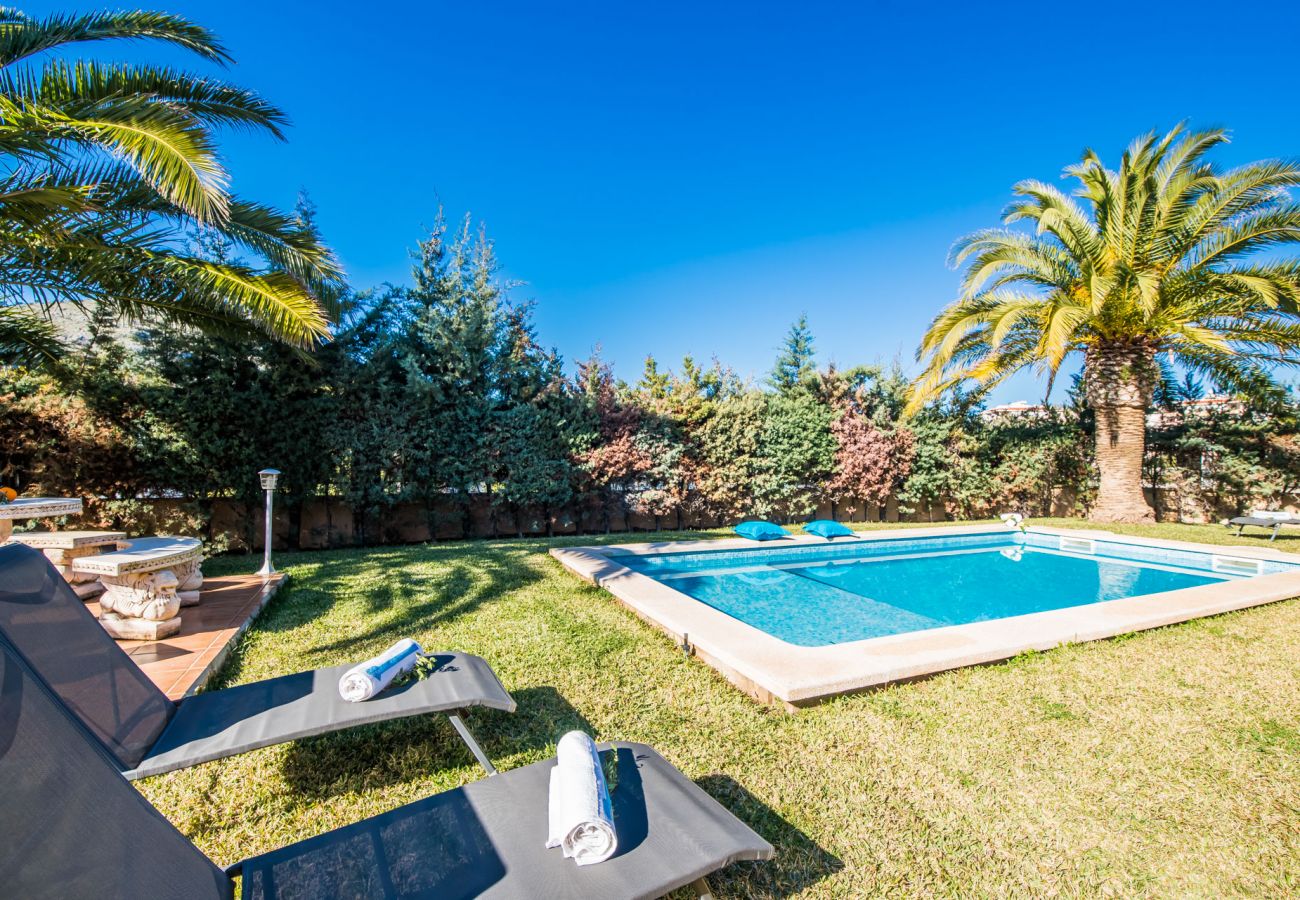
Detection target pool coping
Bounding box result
[550,525,1300,709]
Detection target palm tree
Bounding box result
[909,125,1300,522]
[0,7,342,368]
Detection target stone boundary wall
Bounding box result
[136,493,938,551]
[102,488,1300,552]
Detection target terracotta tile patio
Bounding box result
[88,573,287,699]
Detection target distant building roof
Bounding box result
[1147,395,1248,428]
[980,400,1051,420]
[1180,395,1243,408]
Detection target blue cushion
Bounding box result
[804,520,855,539]
[734,521,791,541]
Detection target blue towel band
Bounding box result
[364,644,420,680]
[584,737,615,822]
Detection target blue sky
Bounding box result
[46,0,1300,400]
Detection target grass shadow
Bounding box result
[474,684,594,760]
[694,774,842,899]
[211,544,545,688]
[278,685,590,799]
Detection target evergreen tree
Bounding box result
[324,287,412,544]
[637,356,672,401]
[399,213,507,534]
[490,303,573,535]
[896,414,955,522]
[696,391,766,520]
[769,314,817,394]
[754,391,836,520]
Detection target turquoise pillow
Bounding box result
[804,519,855,540]
[734,520,791,541]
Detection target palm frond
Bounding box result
[949,229,1078,298]
[1037,301,1089,370]
[2,95,230,222]
[0,9,227,67]
[1173,343,1291,397]
[912,124,1300,412]
[1003,179,1102,266]
[0,303,65,367]
[1184,203,1300,269]
[143,254,332,347]
[1153,125,1225,192]
[1168,159,1300,262]
[1,59,287,138]
[218,199,344,287]
[0,7,341,369]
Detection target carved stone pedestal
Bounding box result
[7,531,127,600]
[71,536,204,641]
[174,558,204,607]
[99,569,183,640]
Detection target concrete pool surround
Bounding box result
[551,525,1300,709]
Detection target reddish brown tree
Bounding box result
[828,408,915,514]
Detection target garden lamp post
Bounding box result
[257,468,281,577]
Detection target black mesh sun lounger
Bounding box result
[0,543,515,779]
[0,634,774,899]
[1228,515,1297,541]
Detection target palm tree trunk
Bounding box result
[1086,341,1157,523]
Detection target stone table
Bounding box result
[7,530,127,600]
[0,497,83,542]
[71,536,204,640]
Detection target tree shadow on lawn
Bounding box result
[214,545,543,687]
[279,685,592,799]
[303,559,497,653]
[1237,531,1300,548]
[694,774,842,899]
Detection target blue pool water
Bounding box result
[616,532,1282,647]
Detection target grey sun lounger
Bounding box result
[0,543,515,779]
[0,633,774,899]
[1227,515,1298,541]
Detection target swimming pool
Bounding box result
[618,532,1252,646]
[553,526,1300,707]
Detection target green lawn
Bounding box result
[147,520,1300,897]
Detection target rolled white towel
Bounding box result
[545,731,617,866]
[338,638,424,702]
